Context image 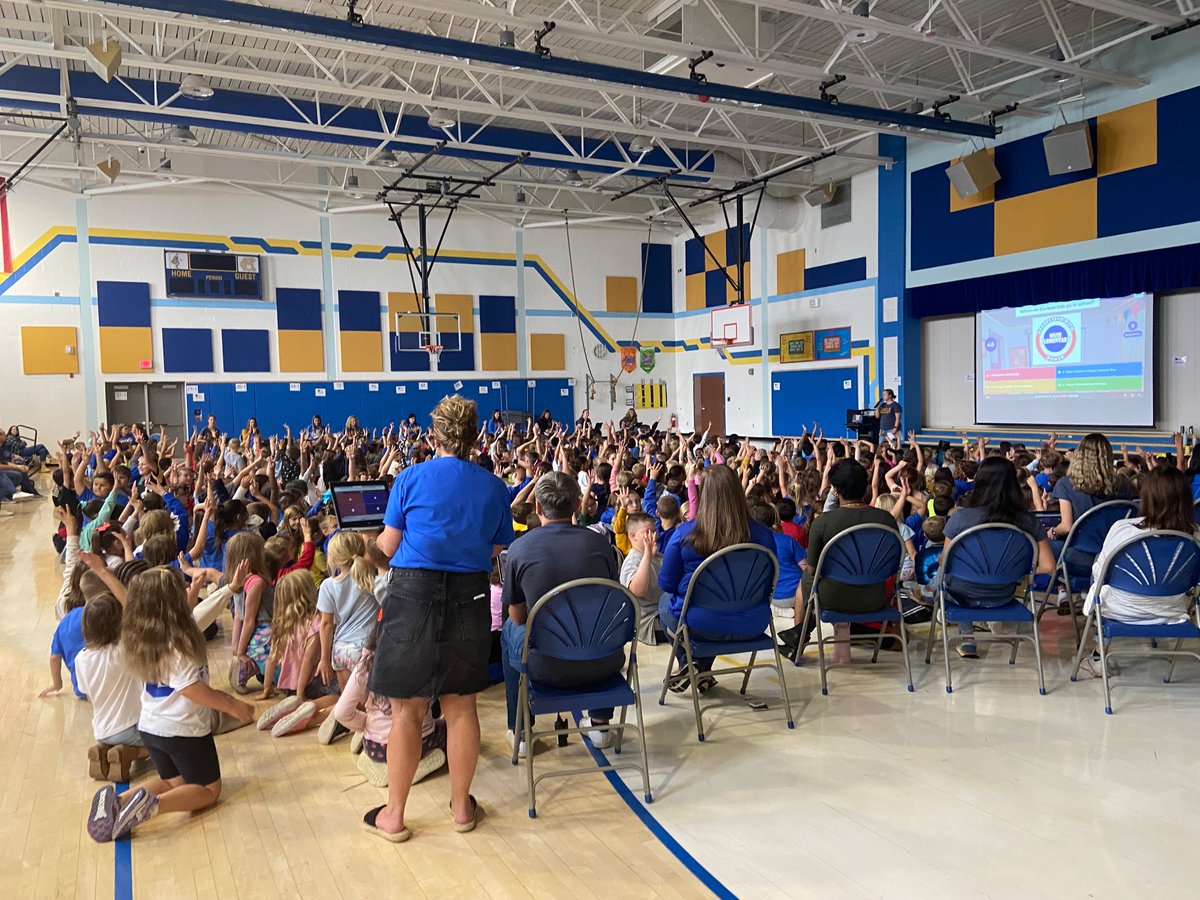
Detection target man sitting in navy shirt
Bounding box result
[500,472,619,755]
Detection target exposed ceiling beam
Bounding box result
[1058,0,1184,27]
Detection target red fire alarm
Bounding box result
[139,359,152,369]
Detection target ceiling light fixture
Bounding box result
[427,108,456,129]
[563,169,587,187]
[629,134,654,154]
[498,29,516,49]
[180,74,215,100]
[1041,48,1074,83]
[375,148,401,167]
[347,173,364,198]
[845,0,878,44]
[167,124,199,145]
[515,188,527,204]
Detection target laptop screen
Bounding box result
[330,481,390,531]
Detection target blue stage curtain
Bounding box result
[911,240,1200,317]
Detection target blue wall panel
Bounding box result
[221,329,271,373]
[993,120,1097,201]
[805,257,868,291]
[162,327,214,373]
[97,281,152,327]
[640,243,673,313]
[910,162,995,271]
[338,290,382,333]
[479,295,517,333]
[771,368,860,439]
[276,287,323,331]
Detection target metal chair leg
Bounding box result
[1030,611,1046,696]
[897,615,914,692]
[925,605,940,666]
[793,602,814,666]
[1099,619,1115,715]
[520,683,537,817]
[813,596,829,696]
[940,597,954,694]
[770,633,796,730]
[1164,638,1183,684]
[1069,609,1094,682]
[680,630,705,741]
[659,629,684,706]
[740,651,756,695]
[631,666,653,802]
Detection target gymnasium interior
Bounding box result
[2,1,1199,897]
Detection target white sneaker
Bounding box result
[11,491,36,502]
[0,508,13,518]
[580,716,615,750]
[1079,652,1120,678]
[506,729,528,759]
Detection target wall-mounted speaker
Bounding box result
[945,149,1000,199]
[1043,121,1093,175]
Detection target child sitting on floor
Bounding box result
[224,532,275,694]
[318,532,381,692]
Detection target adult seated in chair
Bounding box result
[780,459,898,665]
[1046,433,1131,557]
[501,472,619,754]
[657,463,775,694]
[1077,466,1200,677]
[941,457,1056,657]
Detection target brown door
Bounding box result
[693,374,726,435]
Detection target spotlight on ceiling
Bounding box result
[563,169,587,187]
[347,173,364,198]
[629,134,654,154]
[85,37,122,82]
[427,108,456,129]
[515,188,527,205]
[845,0,877,43]
[498,28,516,49]
[375,148,401,167]
[906,99,924,115]
[180,74,215,100]
[167,124,199,145]
[1041,48,1074,83]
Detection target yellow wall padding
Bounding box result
[724,262,751,303]
[99,326,152,374]
[529,333,566,371]
[605,275,639,313]
[480,332,518,371]
[277,330,325,372]
[685,272,706,310]
[994,179,1097,257]
[434,293,474,338]
[339,330,383,372]
[387,291,422,333]
[775,247,806,295]
[1097,99,1157,176]
[21,325,80,375]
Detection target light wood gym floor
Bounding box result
[5,479,1200,899]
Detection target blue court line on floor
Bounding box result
[569,713,737,900]
[114,782,132,900]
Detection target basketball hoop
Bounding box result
[424,344,443,364]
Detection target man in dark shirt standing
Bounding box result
[501,472,619,756]
[876,389,903,443]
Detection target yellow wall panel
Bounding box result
[1097,99,1157,176]
[605,275,639,313]
[704,230,725,270]
[480,333,518,371]
[529,333,566,371]
[387,291,422,333]
[99,326,152,374]
[725,263,751,303]
[277,330,325,372]
[434,293,474,337]
[685,272,706,310]
[776,247,805,295]
[339,330,383,372]
[994,179,1097,257]
[948,149,996,212]
[21,326,79,375]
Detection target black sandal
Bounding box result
[451,795,482,833]
[362,805,411,843]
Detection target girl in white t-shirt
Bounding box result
[87,568,254,844]
[75,594,149,783]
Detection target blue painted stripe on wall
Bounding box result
[804,257,868,291]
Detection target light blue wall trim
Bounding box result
[320,215,337,378]
[515,227,529,378]
[76,198,99,430]
[759,227,771,434]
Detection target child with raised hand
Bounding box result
[87,568,255,844]
[255,571,342,739]
[75,594,150,782]
[620,512,663,644]
[223,532,275,694]
[318,532,381,692]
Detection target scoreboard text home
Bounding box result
[164,251,263,300]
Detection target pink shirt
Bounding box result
[277,616,320,692]
[333,650,434,744]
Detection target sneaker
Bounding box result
[227,657,253,695]
[506,729,528,759]
[580,717,614,750]
[87,785,119,843]
[211,709,252,735]
[696,674,717,694]
[112,788,158,841]
[317,715,350,745]
[106,745,145,783]
[957,642,979,659]
[357,752,389,787]
[412,748,446,784]
[87,744,111,781]
[350,731,365,755]
[256,695,300,731]
[0,508,12,518]
[1079,651,1120,678]
[10,491,36,502]
[271,701,317,737]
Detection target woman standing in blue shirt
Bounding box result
[658,463,776,694]
[364,395,514,843]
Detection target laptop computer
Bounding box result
[330,480,390,532]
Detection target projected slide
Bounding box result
[976,294,1153,427]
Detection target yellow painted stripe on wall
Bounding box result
[99,326,153,374]
[1097,99,1157,176]
[339,330,383,372]
[994,179,1097,257]
[277,330,325,372]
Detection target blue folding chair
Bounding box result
[1069,529,1200,714]
[926,523,1045,694]
[1038,499,1138,641]
[796,524,910,694]
[515,578,650,817]
[657,543,794,742]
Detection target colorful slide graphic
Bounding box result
[976,295,1152,427]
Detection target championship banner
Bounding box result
[639,348,656,373]
[620,346,637,373]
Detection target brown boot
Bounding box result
[87,744,111,781]
[106,745,146,783]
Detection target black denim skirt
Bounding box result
[369,568,491,699]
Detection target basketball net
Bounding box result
[425,344,443,365]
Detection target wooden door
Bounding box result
[693,374,726,435]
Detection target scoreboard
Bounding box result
[164,250,263,299]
